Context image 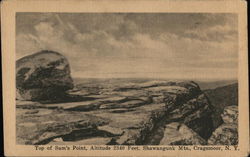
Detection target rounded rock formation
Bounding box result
[221,106,238,124]
[16,50,74,101]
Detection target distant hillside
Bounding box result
[204,83,238,107]
[204,83,238,129]
[197,80,237,90]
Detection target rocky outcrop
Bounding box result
[221,105,238,123]
[16,79,215,145]
[159,122,207,145]
[16,108,108,145]
[16,50,74,101]
[205,83,238,129]
[166,93,214,139]
[208,106,238,145]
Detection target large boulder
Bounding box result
[16,50,74,100]
[208,106,238,145]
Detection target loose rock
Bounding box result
[208,106,238,145]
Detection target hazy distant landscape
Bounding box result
[74,78,237,90]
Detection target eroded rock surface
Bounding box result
[204,83,238,130]
[208,106,238,145]
[16,79,215,145]
[16,50,73,100]
[221,106,238,124]
[159,122,207,145]
[16,108,108,145]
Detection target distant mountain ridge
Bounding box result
[197,80,237,90]
[205,83,238,107]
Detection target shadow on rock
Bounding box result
[38,94,98,104]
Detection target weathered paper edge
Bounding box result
[1,0,249,156]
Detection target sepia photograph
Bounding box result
[16,13,239,145]
[1,0,248,156]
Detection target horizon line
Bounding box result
[72,77,238,81]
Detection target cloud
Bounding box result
[16,13,238,80]
[183,24,237,42]
[16,34,42,59]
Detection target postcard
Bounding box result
[1,0,249,156]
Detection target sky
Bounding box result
[16,13,238,80]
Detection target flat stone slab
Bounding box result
[49,137,112,145]
[42,101,101,111]
[97,125,124,135]
[98,96,128,103]
[16,108,109,145]
[17,100,101,111]
[16,100,44,109]
[146,86,188,94]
